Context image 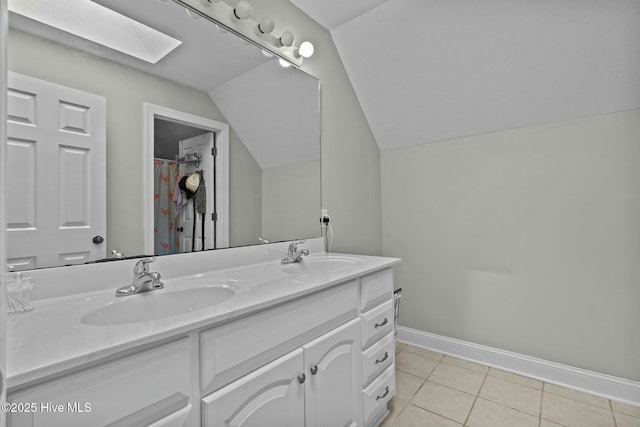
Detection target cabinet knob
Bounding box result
[375,352,389,365]
[297,373,306,384]
[310,365,318,375]
[374,317,389,328]
[92,235,104,244]
[375,386,390,401]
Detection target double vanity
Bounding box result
[6,239,400,426]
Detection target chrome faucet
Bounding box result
[115,257,164,296]
[281,240,309,264]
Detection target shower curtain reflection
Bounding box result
[154,159,180,255]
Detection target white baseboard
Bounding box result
[396,326,640,407]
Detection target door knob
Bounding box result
[177,227,184,232]
[92,235,104,244]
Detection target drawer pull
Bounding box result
[310,365,318,375]
[374,318,389,328]
[375,386,390,401]
[298,373,306,384]
[375,352,389,365]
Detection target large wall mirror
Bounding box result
[6,0,321,271]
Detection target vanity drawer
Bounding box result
[362,332,395,387]
[8,338,191,427]
[147,404,192,427]
[360,268,394,313]
[363,365,395,427]
[200,280,358,394]
[361,299,394,349]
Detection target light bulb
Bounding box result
[295,41,314,58]
[233,1,252,20]
[279,31,294,47]
[279,58,292,68]
[257,16,275,34]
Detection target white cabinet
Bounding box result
[359,268,396,427]
[202,319,363,427]
[303,319,362,427]
[8,338,191,427]
[202,349,305,427]
[200,281,358,395]
[8,264,398,427]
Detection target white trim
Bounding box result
[397,326,640,407]
[143,103,229,254]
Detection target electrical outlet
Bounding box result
[320,208,330,223]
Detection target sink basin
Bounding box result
[282,256,362,276]
[81,286,235,325]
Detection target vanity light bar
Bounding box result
[174,0,311,67]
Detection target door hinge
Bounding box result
[211,212,218,221]
[211,147,217,157]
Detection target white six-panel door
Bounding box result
[178,132,214,252]
[6,72,106,270]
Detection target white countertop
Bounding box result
[7,252,400,389]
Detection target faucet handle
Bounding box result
[133,257,155,274]
[288,239,305,253]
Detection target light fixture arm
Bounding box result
[174,0,312,67]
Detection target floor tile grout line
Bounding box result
[462,369,488,427]
[400,347,621,406]
[400,343,639,415]
[610,399,618,427]
[388,398,410,427]
[538,382,545,427]
[543,388,615,411]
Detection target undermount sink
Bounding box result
[282,256,363,276]
[81,286,235,326]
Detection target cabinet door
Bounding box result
[202,348,305,427]
[303,318,363,427]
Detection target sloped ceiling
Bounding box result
[294,0,640,151]
[289,0,392,30]
[211,61,320,169]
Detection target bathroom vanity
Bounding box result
[5,241,400,427]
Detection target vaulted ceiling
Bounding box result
[291,0,640,151]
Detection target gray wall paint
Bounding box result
[262,161,321,243]
[381,109,640,381]
[8,28,262,254]
[229,126,262,247]
[252,0,383,256]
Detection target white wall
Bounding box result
[382,109,640,381]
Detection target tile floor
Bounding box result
[383,342,640,427]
